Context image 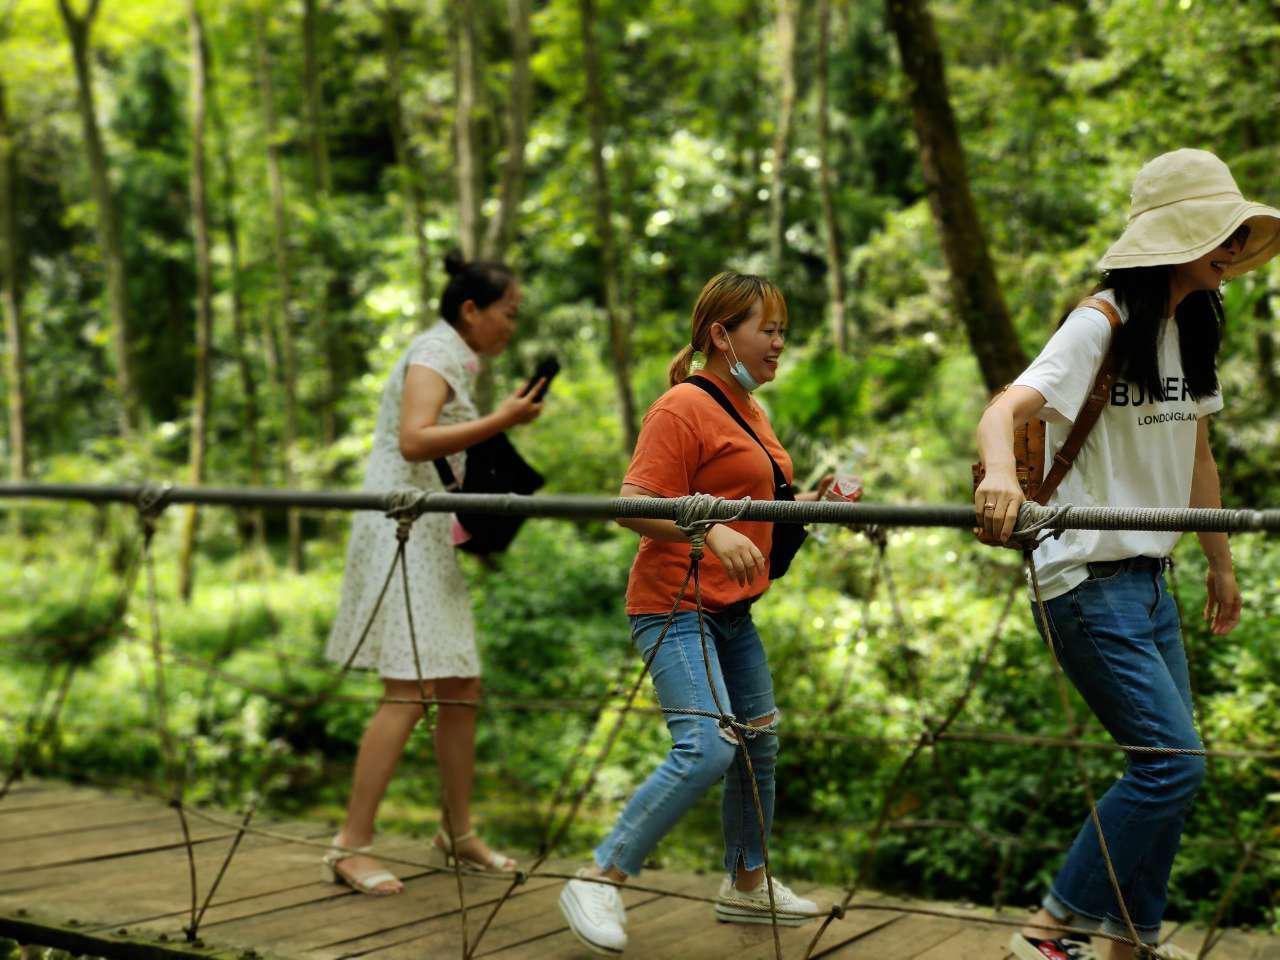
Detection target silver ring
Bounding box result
[983,502,996,511]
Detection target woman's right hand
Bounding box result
[705,525,767,586]
[974,467,1025,543]
[497,379,547,428]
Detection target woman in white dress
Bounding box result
[322,252,547,894]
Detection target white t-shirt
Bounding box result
[1011,290,1222,599]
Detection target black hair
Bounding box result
[1073,266,1222,402]
[438,250,516,327]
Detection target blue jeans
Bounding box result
[1033,559,1204,945]
[594,608,778,879]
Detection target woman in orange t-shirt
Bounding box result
[558,272,853,955]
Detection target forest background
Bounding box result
[0,0,1278,933]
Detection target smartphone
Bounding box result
[521,355,561,402]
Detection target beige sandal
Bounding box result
[321,834,403,895]
[433,830,517,872]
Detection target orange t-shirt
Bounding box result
[624,371,794,614]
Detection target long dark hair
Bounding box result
[438,250,515,327]
[1093,266,1222,401]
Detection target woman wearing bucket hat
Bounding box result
[975,149,1280,960]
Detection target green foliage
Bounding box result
[1,0,1278,934]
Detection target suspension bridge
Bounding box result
[1,483,1277,960]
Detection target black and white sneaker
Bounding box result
[1008,932,1098,960]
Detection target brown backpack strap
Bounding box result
[1033,296,1123,505]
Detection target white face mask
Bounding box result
[716,325,760,392]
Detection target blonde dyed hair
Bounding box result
[668,271,788,387]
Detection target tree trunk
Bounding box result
[617,110,639,372]
[732,2,759,248]
[255,4,304,572]
[885,0,1027,392]
[177,0,214,603]
[769,0,796,274]
[482,0,531,259]
[0,74,26,486]
[210,22,265,554]
[579,0,637,450]
[453,0,481,259]
[57,0,139,438]
[302,0,331,195]
[303,0,337,447]
[816,0,847,353]
[382,2,431,318]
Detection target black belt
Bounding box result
[710,594,762,620]
[1085,556,1166,579]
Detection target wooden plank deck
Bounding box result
[0,780,1274,960]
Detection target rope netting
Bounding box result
[1,482,1278,960]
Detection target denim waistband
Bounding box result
[1085,556,1167,579]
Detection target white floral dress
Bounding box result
[325,321,482,680]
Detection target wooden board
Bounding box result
[1,780,1275,960]
[905,921,1016,959]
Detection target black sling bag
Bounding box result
[433,433,544,555]
[686,376,808,580]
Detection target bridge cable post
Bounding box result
[133,483,207,947]
[674,494,784,959]
[135,483,206,943]
[389,494,471,956]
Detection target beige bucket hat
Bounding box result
[1100,148,1280,279]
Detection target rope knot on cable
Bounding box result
[674,493,749,559]
[386,488,426,541]
[1011,502,1072,547]
[828,903,846,920]
[136,481,174,534]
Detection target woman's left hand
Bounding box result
[1204,566,1242,636]
[795,474,836,503]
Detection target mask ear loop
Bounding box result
[711,325,732,366]
[713,323,742,369]
[710,321,764,394]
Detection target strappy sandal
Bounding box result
[321,833,403,895]
[432,830,517,872]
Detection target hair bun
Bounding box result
[443,250,467,277]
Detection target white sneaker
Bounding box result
[714,875,822,926]
[559,868,628,955]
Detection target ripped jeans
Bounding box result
[594,608,778,879]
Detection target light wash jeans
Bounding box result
[1033,557,1204,945]
[594,607,778,879]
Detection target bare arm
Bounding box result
[1190,416,1241,635]
[616,482,688,541]
[616,482,767,586]
[974,384,1047,541]
[398,366,545,463]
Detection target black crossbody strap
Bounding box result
[686,376,788,490]
[433,457,461,491]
